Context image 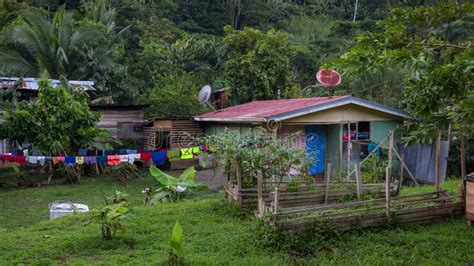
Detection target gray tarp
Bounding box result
[399,141,449,183]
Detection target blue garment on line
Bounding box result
[96,156,107,164]
[65,156,76,167]
[368,143,381,157]
[152,151,167,166]
[79,149,87,156]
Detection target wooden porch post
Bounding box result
[347,122,351,177]
[324,163,332,204]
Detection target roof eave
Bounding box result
[268,96,410,121]
[193,117,265,123]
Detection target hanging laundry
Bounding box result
[140,152,152,162]
[84,156,96,164]
[192,147,200,155]
[167,149,181,161]
[120,155,128,163]
[180,148,193,160]
[152,151,167,166]
[368,143,381,158]
[107,155,120,166]
[27,156,38,164]
[79,149,87,156]
[65,156,76,167]
[38,156,46,166]
[127,154,137,164]
[127,149,138,154]
[14,155,26,164]
[45,156,52,162]
[96,156,107,164]
[76,156,84,165]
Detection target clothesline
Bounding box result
[0,146,210,167]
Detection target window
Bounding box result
[343,122,370,141]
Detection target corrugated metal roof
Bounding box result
[194,96,409,123]
[0,77,95,91]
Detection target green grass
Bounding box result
[0,172,473,265]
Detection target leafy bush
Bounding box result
[361,154,387,183]
[256,219,341,256]
[147,166,207,203]
[198,128,310,186]
[89,189,131,240]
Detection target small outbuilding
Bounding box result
[194,96,409,178]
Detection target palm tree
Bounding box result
[0,6,109,79]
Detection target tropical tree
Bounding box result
[0,6,110,79]
[223,26,298,103]
[0,79,102,155]
[328,3,473,144]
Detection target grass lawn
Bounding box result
[0,171,473,265]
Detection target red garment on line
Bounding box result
[140,152,151,162]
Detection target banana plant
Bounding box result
[148,166,207,203]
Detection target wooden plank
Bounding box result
[355,163,362,199]
[385,166,391,217]
[257,170,264,217]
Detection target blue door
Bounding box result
[305,125,326,175]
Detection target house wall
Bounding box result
[203,123,255,136]
[95,109,144,140]
[283,104,402,124]
[325,124,342,177]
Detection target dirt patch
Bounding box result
[195,168,227,192]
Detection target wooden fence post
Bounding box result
[435,129,441,192]
[355,163,362,199]
[460,129,466,196]
[236,161,242,208]
[388,130,394,174]
[272,188,279,215]
[324,163,332,204]
[399,154,404,189]
[385,166,391,218]
[257,170,264,217]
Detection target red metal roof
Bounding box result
[194,96,349,121]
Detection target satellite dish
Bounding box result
[197,84,215,111]
[316,69,341,88]
[198,85,212,103]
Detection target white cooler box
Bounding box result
[49,201,89,220]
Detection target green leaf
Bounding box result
[170,222,184,256]
[179,166,195,181]
[150,165,178,186]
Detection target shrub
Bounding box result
[89,189,131,240]
[147,166,207,203]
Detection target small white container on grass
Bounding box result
[49,201,89,220]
